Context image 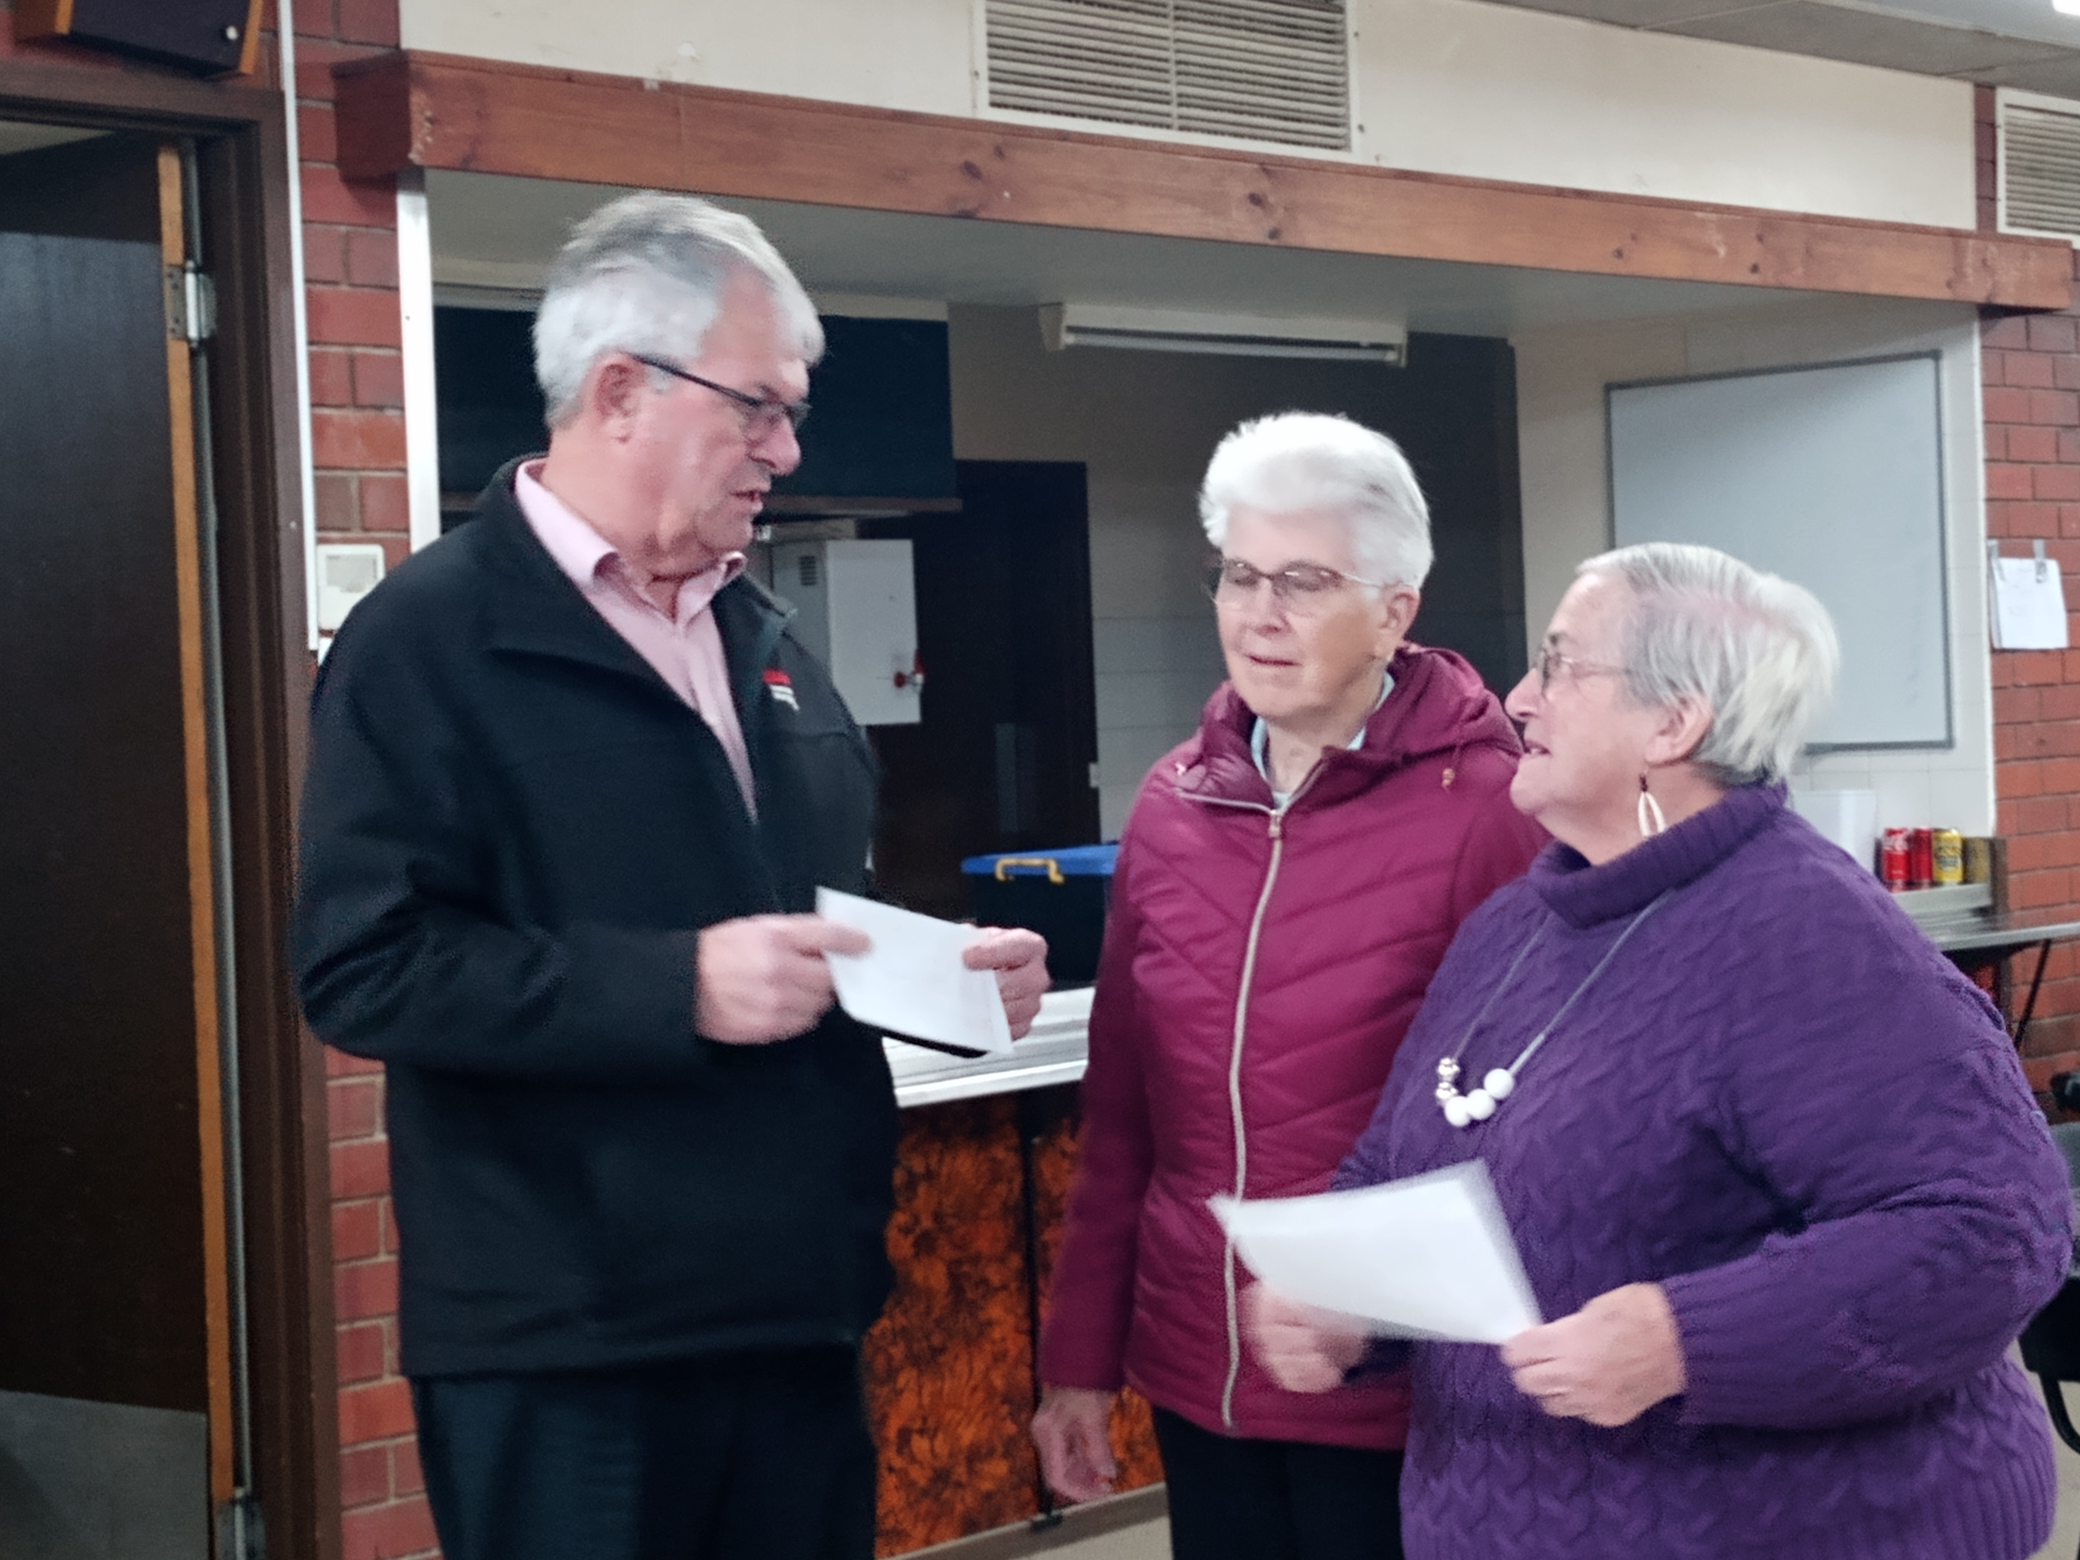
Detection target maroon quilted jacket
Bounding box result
[1038,644,1543,1450]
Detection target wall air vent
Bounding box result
[2001,92,2080,244]
[984,0,1351,153]
[1040,302,1404,363]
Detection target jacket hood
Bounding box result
[1174,642,1522,808]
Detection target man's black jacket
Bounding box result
[293,462,897,1377]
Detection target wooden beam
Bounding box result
[0,53,278,132]
[335,49,2072,313]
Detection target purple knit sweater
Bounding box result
[1334,783,2072,1560]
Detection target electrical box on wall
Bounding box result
[316,543,386,634]
[770,539,921,726]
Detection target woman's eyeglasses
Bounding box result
[1204,557,1387,618]
[1531,645,1627,693]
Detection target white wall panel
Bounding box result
[401,0,977,117]
[1351,0,1974,229]
[402,0,1975,229]
[1511,300,1993,837]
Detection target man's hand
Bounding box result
[1499,1281,1686,1428]
[963,927,1050,1038]
[1243,1283,1370,1393]
[1031,1385,1117,1503]
[694,915,870,1045]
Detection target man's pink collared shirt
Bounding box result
[513,461,757,812]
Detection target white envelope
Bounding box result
[1212,1161,1542,1345]
[817,888,1014,1055]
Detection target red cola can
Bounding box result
[1880,828,1911,891]
[1908,827,1935,890]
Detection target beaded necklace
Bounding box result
[1434,889,1674,1129]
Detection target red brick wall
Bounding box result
[269,0,426,1553]
[287,0,412,578]
[273,2,429,1551]
[1978,86,2080,1089]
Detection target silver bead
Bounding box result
[1435,1058,1461,1101]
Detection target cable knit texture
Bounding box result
[1040,644,1544,1450]
[1335,782,2073,1559]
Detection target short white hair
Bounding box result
[533,192,824,427]
[1578,542,1840,787]
[1198,412,1433,587]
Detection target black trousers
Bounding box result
[1153,1406,1404,1560]
[411,1348,877,1560]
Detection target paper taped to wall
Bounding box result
[1991,542,2069,651]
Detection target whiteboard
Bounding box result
[1608,353,1949,749]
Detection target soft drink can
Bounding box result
[1880,828,1911,891]
[1933,829,1965,887]
[1909,828,1935,890]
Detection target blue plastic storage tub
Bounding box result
[960,844,1118,988]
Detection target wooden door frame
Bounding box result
[0,56,337,1560]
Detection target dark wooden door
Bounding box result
[0,131,230,1555]
[865,461,1100,920]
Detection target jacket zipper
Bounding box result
[1194,768,1323,1431]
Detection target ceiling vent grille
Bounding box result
[985,0,1351,153]
[2002,97,2080,244]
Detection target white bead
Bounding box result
[1443,1095,1473,1129]
[1483,1069,1515,1100]
[1465,1089,1496,1121]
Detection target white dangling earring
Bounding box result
[1637,774,1667,838]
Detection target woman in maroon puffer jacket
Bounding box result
[1031,413,1543,1560]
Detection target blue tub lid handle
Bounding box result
[991,855,1065,885]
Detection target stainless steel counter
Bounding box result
[884,985,1093,1109]
[1903,894,2080,1046]
[1915,909,2080,956]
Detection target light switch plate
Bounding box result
[316,542,387,633]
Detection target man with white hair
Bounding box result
[294,193,1048,1560]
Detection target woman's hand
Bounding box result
[1243,1283,1370,1393]
[1500,1281,1686,1427]
[1031,1385,1118,1503]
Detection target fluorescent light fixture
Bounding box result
[1039,303,1407,364]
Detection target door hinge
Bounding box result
[165,262,217,344]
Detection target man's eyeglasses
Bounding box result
[1531,644,1627,694]
[1204,556,1387,618]
[630,353,810,437]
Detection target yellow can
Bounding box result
[1932,828,1965,887]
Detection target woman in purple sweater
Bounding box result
[1250,542,2074,1559]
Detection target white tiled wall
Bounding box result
[1092,615,1229,834]
[1512,297,1996,846]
